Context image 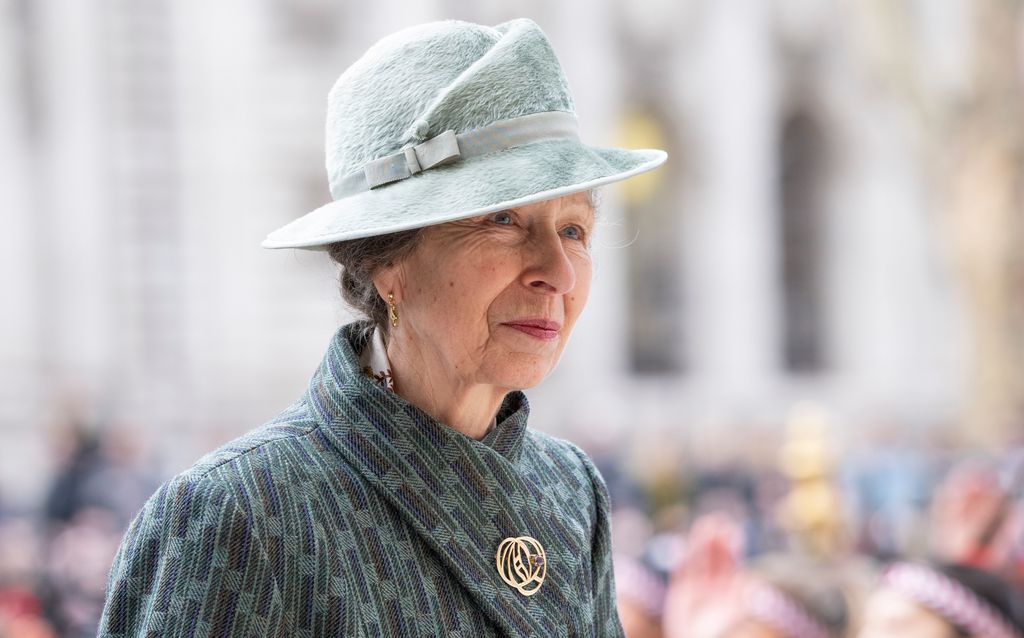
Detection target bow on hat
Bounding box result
[364,130,461,189]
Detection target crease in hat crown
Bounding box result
[324,18,576,201]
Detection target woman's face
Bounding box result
[857,589,962,638]
[381,191,594,391]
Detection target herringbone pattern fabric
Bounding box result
[99,322,623,637]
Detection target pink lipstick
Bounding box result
[503,319,561,341]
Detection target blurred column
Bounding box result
[688,0,780,405]
[855,0,1024,445]
[0,1,40,431]
[0,0,115,505]
[0,0,47,503]
[615,9,689,378]
[172,0,354,448]
[104,0,186,432]
[944,1,1024,446]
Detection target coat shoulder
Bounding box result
[99,400,331,637]
[522,429,610,520]
[147,398,361,526]
[186,399,321,479]
[524,429,599,480]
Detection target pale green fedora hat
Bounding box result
[262,18,667,249]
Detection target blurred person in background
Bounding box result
[858,561,1024,638]
[0,517,55,638]
[42,426,106,525]
[38,419,152,637]
[615,552,668,638]
[660,513,849,638]
[99,17,665,637]
[41,508,122,638]
[929,457,1024,588]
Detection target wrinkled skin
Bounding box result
[373,192,594,438]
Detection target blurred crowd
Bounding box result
[603,424,1024,638]
[0,422,157,638]
[1,415,1023,637]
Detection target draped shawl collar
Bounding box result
[306,323,592,636]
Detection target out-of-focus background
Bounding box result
[1,0,1023,636]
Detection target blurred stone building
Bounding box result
[1,0,1020,506]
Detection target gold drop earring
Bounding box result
[388,292,398,327]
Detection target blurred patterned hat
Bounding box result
[262,18,666,249]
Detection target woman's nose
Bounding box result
[520,231,576,294]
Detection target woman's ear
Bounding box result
[372,261,404,304]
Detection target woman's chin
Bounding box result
[484,354,558,390]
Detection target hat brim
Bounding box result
[261,139,667,249]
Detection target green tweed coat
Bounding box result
[99,322,624,637]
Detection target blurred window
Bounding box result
[268,0,343,47]
[624,105,685,375]
[777,106,828,373]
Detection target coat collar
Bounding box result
[306,322,572,636]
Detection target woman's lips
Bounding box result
[502,319,561,341]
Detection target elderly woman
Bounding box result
[98,17,665,638]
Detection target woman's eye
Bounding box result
[562,225,583,240]
[492,211,513,225]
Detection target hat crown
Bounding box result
[325,19,576,200]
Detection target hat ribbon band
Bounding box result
[334,111,580,197]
